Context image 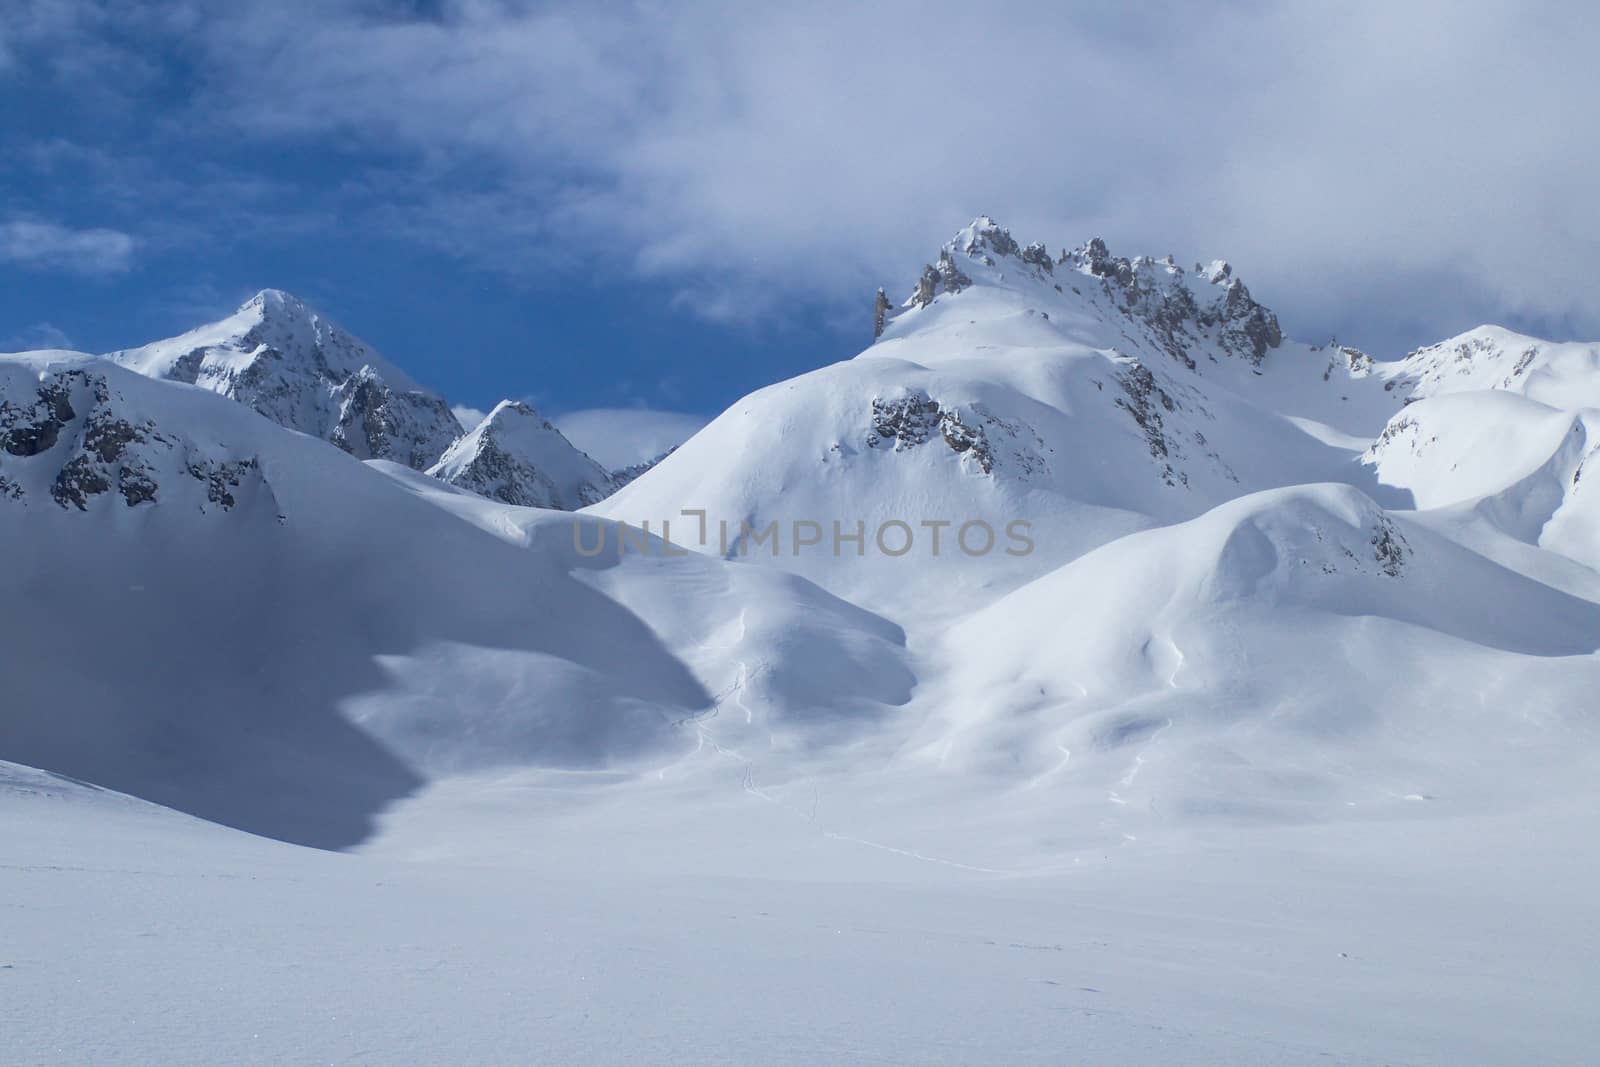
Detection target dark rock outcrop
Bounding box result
[1,365,275,515]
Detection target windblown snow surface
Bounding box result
[4,220,1600,1065]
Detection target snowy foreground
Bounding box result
[4,219,1600,1063]
[6,761,1598,1066]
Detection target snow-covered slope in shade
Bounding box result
[105,289,462,469]
[428,399,615,509]
[0,351,910,847]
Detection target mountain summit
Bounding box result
[429,400,615,509]
[106,290,463,471]
[884,216,1283,366]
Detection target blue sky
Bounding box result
[5,0,1599,425]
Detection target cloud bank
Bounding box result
[12,0,1600,351]
[0,220,133,275]
[554,408,709,471]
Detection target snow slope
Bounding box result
[0,351,909,847]
[922,483,1600,823]
[1366,357,1600,569]
[1380,324,1600,407]
[6,757,1600,1066]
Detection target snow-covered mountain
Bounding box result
[7,218,1600,1065]
[10,216,1600,846]
[100,290,640,512]
[1347,325,1600,580]
[429,399,615,508]
[597,218,1408,616]
[598,219,1600,611]
[0,352,909,847]
[589,215,1600,829]
[106,289,463,470]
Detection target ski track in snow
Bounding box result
[1110,718,1174,805]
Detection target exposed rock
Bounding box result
[959,217,1019,259]
[188,457,260,511]
[1201,269,1283,364]
[331,366,461,469]
[1058,241,1285,367]
[50,455,112,510]
[107,289,463,471]
[937,409,995,474]
[1113,360,1185,487]
[868,394,942,448]
[1326,345,1374,380]
[867,391,1043,478]
[429,400,615,510]
[82,412,147,464]
[0,380,78,456]
[911,251,974,310]
[1370,517,1410,577]
[1,364,274,515]
[117,464,159,507]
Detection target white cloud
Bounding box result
[0,220,134,274]
[554,408,709,470]
[450,405,488,432]
[2,321,73,351]
[31,1,1600,349]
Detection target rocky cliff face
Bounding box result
[1063,240,1284,366]
[429,400,615,510]
[106,290,462,471]
[883,218,1284,369]
[329,365,461,469]
[0,357,280,517]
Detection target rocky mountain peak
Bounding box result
[428,399,615,510]
[106,290,461,471]
[885,220,1286,368]
[1063,237,1283,365]
[246,287,311,318]
[951,215,1022,260]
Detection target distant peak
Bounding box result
[489,398,544,420]
[949,216,1023,261]
[480,399,556,432]
[1067,236,1117,277]
[238,289,320,325]
[245,288,306,309]
[879,217,1286,364]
